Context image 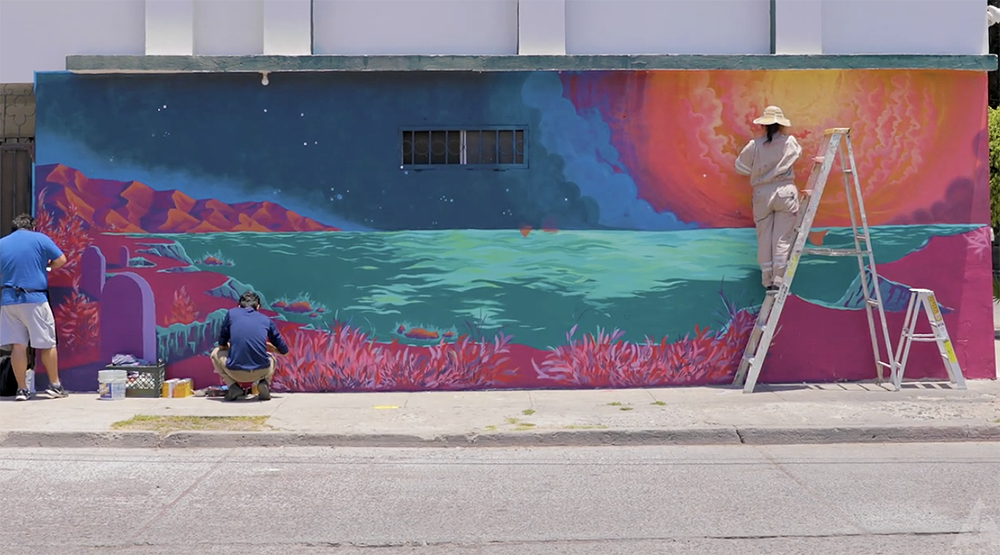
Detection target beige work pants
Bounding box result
[752,183,800,287]
[210,347,275,387]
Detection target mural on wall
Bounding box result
[31,69,993,392]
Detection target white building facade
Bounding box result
[0,0,993,84]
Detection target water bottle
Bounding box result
[25,369,35,395]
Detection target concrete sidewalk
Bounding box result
[1,381,998,448]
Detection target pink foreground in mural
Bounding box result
[764,231,995,384]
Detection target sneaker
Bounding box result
[14,388,29,401]
[45,383,69,398]
[256,380,271,401]
[224,385,247,402]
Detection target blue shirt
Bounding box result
[218,306,289,371]
[0,229,63,306]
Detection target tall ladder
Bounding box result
[733,128,896,393]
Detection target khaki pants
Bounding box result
[752,183,800,287]
[210,347,274,387]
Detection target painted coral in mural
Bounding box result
[32,69,993,392]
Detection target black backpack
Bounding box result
[0,355,16,397]
[0,346,35,397]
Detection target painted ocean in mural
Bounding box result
[30,68,995,392]
[146,224,976,348]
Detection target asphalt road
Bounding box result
[1,443,998,554]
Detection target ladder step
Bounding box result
[876,361,892,368]
[907,334,939,342]
[801,247,862,257]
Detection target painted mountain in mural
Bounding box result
[36,164,337,233]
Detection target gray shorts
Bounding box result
[0,302,57,350]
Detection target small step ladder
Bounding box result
[733,128,896,393]
[891,288,967,390]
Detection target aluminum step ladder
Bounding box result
[733,128,896,393]
[891,288,967,390]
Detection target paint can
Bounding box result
[98,369,127,400]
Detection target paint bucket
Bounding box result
[98,370,127,400]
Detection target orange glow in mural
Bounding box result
[564,70,988,228]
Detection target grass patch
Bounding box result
[607,402,623,406]
[484,425,497,432]
[522,409,536,416]
[564,424,609,430]
[619,407,634,411]
[651,401,667,406]
[504,417,520,425]
[513,423,536,431]
[111,415,270,434]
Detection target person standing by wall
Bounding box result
[211,291,289,401]
[0,213,69,401]
[734,106,803,292]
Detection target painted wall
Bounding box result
[313,0,519,55]
[564,0,770,55]
[32,68,994,393]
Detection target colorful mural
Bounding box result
[31,69,994,392]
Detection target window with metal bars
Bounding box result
[401,128,526,168]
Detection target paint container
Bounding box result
[98,369,127,400]
[160,378,194,398]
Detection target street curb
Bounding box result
[1,425,997,449]
[735,425,1000,444]
[0,431,161,449]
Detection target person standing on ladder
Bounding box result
[734,106,803,292]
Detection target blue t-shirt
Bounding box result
[0,229,63,306]
[218,306,290,371]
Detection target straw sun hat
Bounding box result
[753,105,791,127]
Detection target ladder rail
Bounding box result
[891,288,920,389]
[736,133,841,393]
[844,136,897,383]
[838,140,888,383]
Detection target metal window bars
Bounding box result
[402,129,524,167]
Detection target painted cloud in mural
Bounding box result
[521,72,697,231]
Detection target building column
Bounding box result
[264,0,312,55]
[774,0,822,55]
[145,0,194,55]
[518,0,566,55]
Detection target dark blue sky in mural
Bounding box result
[35,71,693,231]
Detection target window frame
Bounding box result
[399,126,529,171]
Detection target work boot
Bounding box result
[224,384,247,402]
[256,380,271,401]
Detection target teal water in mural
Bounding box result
[137,224,977,349]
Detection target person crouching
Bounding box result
[210,291,288,401]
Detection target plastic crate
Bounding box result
[104,362,165,398]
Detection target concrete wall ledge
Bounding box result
[64,54,999,74]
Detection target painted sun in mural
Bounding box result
[564,70,987,229]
